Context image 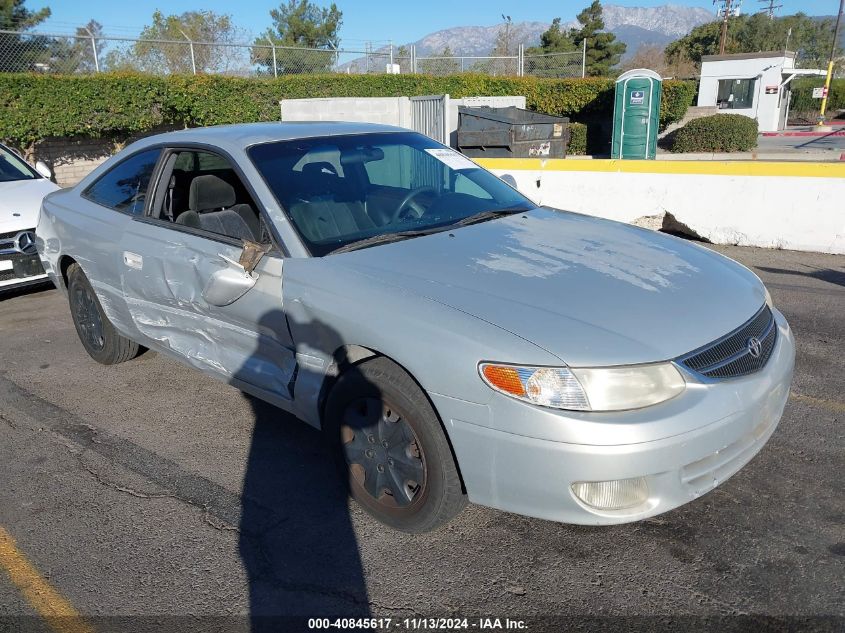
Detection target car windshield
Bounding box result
[248,131,536,255]
[0,145,39,183]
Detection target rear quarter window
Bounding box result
[83,149,162,215]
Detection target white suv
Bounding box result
[0,143,59,292]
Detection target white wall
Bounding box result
[481,160,845,255]
[281,97,413,128]
[698,56,790,132]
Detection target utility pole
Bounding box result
[819,0,844,123]
[714,0,742,54]
[757,0,782,19]
[501,14,512,55]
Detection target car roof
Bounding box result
[134,121,410,153]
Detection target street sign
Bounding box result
[812,87,829,99]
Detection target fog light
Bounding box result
[571,477,649,511]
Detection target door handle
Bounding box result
[123,251,143,270]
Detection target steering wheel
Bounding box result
[390,186,436,224]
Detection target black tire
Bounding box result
[324,356,467,533]
[67,263,139,365]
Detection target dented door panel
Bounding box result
[119,218,296,398]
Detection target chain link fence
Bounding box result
[524,51,586,78]
[0,29,585,78]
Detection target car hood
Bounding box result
[339,208,767,366]
[0,178,59,234]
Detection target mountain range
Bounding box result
[396,4,716,60]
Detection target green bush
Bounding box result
[790,77,845,116]
[567,122,587,155]
[0,72,694,154]
[670,113,758,153]
[660,80,697,129]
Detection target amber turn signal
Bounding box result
[480,364,526,397]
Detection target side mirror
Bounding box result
[35,161,53,179]
[202,255,257,306]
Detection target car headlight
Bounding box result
[479,362,685,412]
[764,286,774,308]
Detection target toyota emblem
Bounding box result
[14,230,37,254]
[747,337,763,359]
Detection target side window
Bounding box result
[363,145,413,189]
[363,145,441,190]
[160,150,266,244]
[292,146,344,177]
[84,149,161,215]
[453,172,493,199]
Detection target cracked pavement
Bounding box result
[0,245,843,628]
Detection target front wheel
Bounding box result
[67,263,139,365]
[324,357,467,533]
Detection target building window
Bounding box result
[717,78,757,110]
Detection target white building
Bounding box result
[697,51,825,132]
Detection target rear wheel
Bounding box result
[324,357,466,532]
[67,263,139,365]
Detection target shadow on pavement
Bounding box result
[235,311,372,630]
[756,265,845,288]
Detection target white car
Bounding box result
[1,143,60,292]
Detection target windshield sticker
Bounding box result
[425,148,479,171]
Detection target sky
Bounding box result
[26,0,839,46]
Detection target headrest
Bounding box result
[296,162,341,199]
[189,174,236,211]
[340,147,384,165]
[301,161,338,177]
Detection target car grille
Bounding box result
[0,229,20,240]
[0,228,35,259]
[677,305,777,380]
[0,227,44,282]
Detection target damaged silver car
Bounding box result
[37,122,795,532]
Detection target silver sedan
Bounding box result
[36,122,795,532]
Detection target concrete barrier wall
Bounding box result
[280,97,413,128]
[477,158,845,255]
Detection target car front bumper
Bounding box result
[433,310,795,525]
[0,253,48,291]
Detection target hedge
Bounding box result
[0,72,695,154]
[790,77,845,116]
[670,113,758,153]
[567,122,587,155]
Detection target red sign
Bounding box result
[765,85,779,94]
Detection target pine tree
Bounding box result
[569,0,626,76]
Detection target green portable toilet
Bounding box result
[611,69,662,159]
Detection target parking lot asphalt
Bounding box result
[0,244,843,631]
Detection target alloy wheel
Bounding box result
[73,284,105,351]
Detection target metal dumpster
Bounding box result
[457,106,570,159]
